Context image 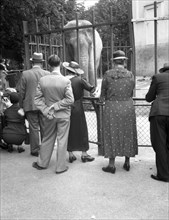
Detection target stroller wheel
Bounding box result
[8,144,13,153]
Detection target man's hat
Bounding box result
[30,52,44,62]
[112,50,128,60]
[62,61,84,75]
[159,63,169,73]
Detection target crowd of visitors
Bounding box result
[0,51,168,182]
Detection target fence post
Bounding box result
[154,1,158,74]
[48,17,52,56]
[92,10,97,87]
[35,19,39,52]
[110,7,114,69]
[97,101,104,156]
[75,13,80,63]
[62,15,66,75]
[128,2,136,96]
[23,21,30,70]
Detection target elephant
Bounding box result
[63,20,103,87]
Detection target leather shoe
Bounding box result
[151,174,169,182]
[123,163,130,171]
[81,155,95,162]
[102,166,116,174]
[56,166,68,174]
[17,147,25,153]
[32,162,46,170]
[31,152,39,157]
[69,155,77,163]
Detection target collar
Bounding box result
[52,71,61,75]
[32,65,41,68]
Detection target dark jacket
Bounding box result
[145,70,169,119]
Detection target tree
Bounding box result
[0,0,77,66]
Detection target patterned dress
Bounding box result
[100,67,138,158]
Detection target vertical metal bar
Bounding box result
[62,15,66,75]
[106,42,109,70]
[110,7,114,69]
[154,1,158,74]
[92,10,97,86]
[35,19,39,52]
[23,21,30,70]
[48,17,52,56]
[128,2,136,96]
[76,13,80,63]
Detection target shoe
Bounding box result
[69,155,77,163]
[123,163,130,171]
[56,166,69,174]
[17,147,25,153]
[151,174,169,182]
[32,162,46,170]
[81,155,95,162]
[102,166,116,174]
[31,152,39,157]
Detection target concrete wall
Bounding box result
[136,43,169,76]
[132,0,169,76]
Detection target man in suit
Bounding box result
[145,63,169,182]
[32,54,74,174]
[19,52,50,157]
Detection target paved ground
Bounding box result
[1,76,169,220]
[0,144,169,220]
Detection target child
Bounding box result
[2,91,27,153]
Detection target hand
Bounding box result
[2,97,12,108]
[92,87,100,98]
[46,105,55,120]
[18,108,25,116]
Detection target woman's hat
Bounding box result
[159,63,169,73]
[112,50,128,60]
[62,61,84,74]
[30,52,44,62]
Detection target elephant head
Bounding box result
[64,20,103,87]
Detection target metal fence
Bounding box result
[83,97,151,155]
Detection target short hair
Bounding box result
[48,55,60,67]
[9,92,19,104]
[114,59,125,65]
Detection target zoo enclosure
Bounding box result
[21,7,152,154]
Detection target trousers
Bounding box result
[37,117,70,172]
[150,115,169,180]
[26,110,45,153]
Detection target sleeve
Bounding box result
[145,75,157,102]
[53,80,74,111]
[81,78,95,93]
[34,83,51,117]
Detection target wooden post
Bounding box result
[23,21,30,70]
[154,1,158,74]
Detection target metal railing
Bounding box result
[83,97,151,155]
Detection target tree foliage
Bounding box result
[0,0,131,68]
